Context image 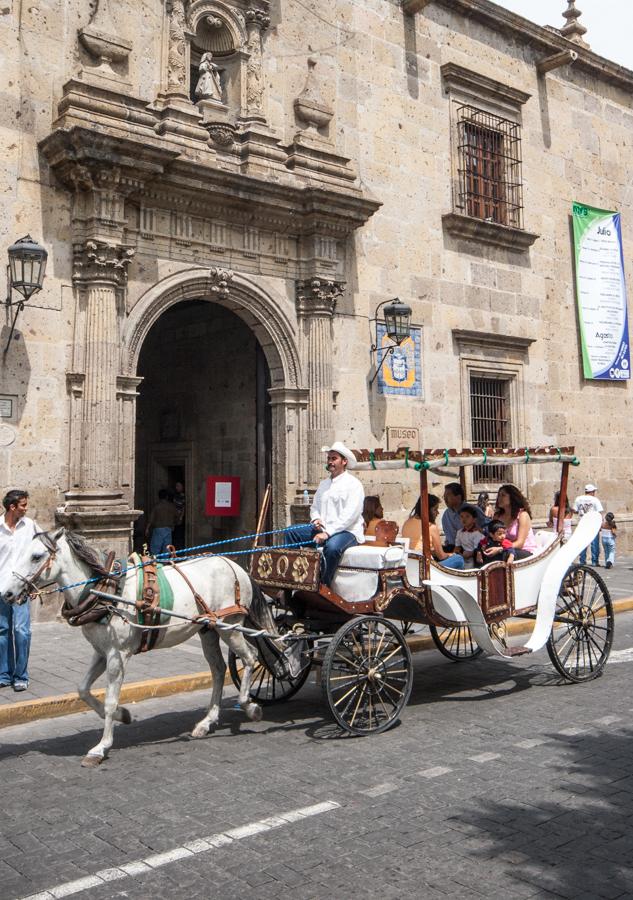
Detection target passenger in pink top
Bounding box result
[495,484,538,554]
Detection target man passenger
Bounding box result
[285,442,365,586]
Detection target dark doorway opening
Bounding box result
[134,300,272,552]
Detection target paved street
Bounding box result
[2,606,633,899]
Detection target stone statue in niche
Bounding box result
[195,52,223,103]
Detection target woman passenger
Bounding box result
[477,491,495,519]
[402,496,465,569]
[547,490,573,539]
[495,484,538,555]
[362,495,384,537]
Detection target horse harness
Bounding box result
[62,547,248,653]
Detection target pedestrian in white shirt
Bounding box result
[0,490,39,691]
[284,442,364,586]
[573,483,603,566]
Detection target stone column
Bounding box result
[296,278,344,487]
[56,241,140,555]
[268,387,309,526]
[243,7,270,122]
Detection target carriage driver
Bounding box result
[284,442,365,586]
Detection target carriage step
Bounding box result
[505,645,532,657]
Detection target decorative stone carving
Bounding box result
[561,0,589,48]
[206,122,237,146]
[296,278,344,317]
[166,0,189,94]
[195,52,224,102]
[73,241,136,286]
[244,7,270,120]
[78,0,132,86]
[209,266,234,295]
[294,58,333,135]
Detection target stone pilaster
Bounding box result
[243,7,270,123]
[56,241,140,555]
[296,278,344,486]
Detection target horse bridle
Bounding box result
[11,533,59,604]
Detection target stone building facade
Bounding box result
[1,0,632,569]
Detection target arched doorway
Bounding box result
[134,299,272,551]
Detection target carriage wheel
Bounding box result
[546,564,614,683]
[321,616,413,736]
[429,624,483,661]
[227,607,312,705]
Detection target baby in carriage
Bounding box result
[474,519,532,567]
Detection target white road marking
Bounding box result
[20,800,340,900]
[360,782,398,797]
[514,738,548,749]
[469,752,501,763]
[418,766,452,778]
[607,647,633,664]
[594,715,621,725]
[557,727,586,737]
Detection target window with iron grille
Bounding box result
[470,376,511,483]
[456,105,523,229]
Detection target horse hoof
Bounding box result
[246,703,262,722]
[191,724,209,738]
[81,754,103,768]
[119,707,132,725]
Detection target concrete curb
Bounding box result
[2,596,633,730]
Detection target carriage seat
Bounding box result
[339,541,407,571]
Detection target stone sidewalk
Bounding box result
[1,555,632,725]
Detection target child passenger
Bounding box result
[475,519,532,567]
[454,504,485,568]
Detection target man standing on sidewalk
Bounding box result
[574,483,603,566]
[0,490,39,691]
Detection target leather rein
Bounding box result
[11,536,59,604]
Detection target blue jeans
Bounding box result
[0,596,31,685]
[284,524,357,586]
[580,534,600,566]
[438,553,465,570]
[602,534,616,566]
[150,527,173,556]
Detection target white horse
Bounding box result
[1,529,297,767]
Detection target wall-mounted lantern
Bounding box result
[4,235,48,355]
[369,297,412,386]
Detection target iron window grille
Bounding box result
[470,376,511,484]
[456,105,524,229]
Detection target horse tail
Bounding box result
[247,578,278,635]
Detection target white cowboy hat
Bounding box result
[321,441,357,469]
[585,483,597,493]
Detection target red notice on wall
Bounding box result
[205,476,241,517]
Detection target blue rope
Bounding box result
[55,540,316,594]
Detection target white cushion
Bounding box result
[339,543,406,570]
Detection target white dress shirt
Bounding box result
[310,471,365,543]
[0,515,40,587]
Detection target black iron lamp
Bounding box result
[370,297,412,386]
[4,235,48,354]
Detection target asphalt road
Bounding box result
[2,612,633,900]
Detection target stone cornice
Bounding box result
[441,63,531,110]
[452,328,536,355]
[41,125,381,240]
[403,0,633,92]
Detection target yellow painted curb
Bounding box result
[2,595,633,729]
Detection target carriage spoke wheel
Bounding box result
[322,616,413,736]
[228,614,312,705]
[546,564,614,683]
[429,624,483,661]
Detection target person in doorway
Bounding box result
[0,490,39,691]
[362,495,384,537]
[442,482,487,551]
[172,481,186,550]
[601,512,617,569]
[573,483,603,565]
[284,442,364,586]
[146,489,179,557]
[476,491,495,519]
